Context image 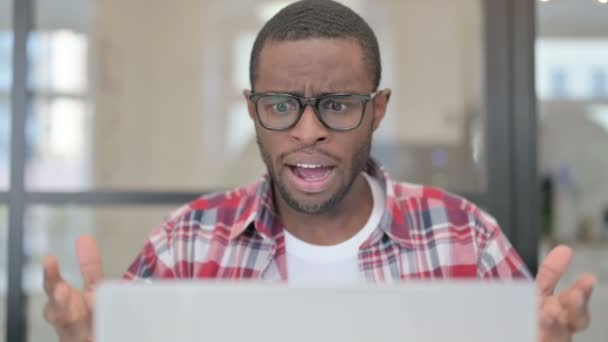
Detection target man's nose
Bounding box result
[289,105,329,145]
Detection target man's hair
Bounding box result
[249,0,382,91]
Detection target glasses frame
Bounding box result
[248,91,378,131]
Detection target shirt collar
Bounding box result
[228,173,281,241]
[361,159,413,248]
[228,159,412,247]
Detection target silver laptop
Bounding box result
[95,281,536,342]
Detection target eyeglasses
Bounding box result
[248,92,378,131]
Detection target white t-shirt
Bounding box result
[284,173,385,285]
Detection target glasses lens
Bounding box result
[256,95,300,129]
[319,95,366,130]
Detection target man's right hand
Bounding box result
[43,235,103,342]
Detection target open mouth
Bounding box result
[289,164,334,181]
[285,163,337,193]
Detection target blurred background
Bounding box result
[0,0,606,341]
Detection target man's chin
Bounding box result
[285,198,337,215]
[276,182,339,215]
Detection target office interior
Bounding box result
[0,0,607,341]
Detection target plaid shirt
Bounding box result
[124,160,531,282]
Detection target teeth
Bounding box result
[296,163,323,169]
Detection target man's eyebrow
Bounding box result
[313,92,335,97]
[284,91,305,97]
[260,90,356,97]
[312,90,366,97]
[258,90,304,96]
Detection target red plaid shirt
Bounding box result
[124,160,531,281]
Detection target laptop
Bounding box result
[95,281,536,342]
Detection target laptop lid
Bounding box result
[95,281,536,342]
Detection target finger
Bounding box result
[575,273,596,301]
[85,289,96,311]
[558,274,596,311]
[536,245,573,296]
[75,235,104,291]
[43,301,59,324]
[53,281,71,309]
[43,285,69,325]
[539,296,569,342]
[44,282,72,326]
[558,276,596,331]
[43,255,65,298]
[561,289,590,331]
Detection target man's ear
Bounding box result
[243,89,256,121]
[372,88,391,131]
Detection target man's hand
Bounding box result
[43,235,103,342]
[536,245,596,342]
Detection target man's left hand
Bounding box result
[536,245,596,342]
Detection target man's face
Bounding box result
[245,38,389,214]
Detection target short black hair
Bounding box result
[249,0,381,91]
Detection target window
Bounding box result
[591,68,608,98]
[0,31,11,190]
[24,205,175,341]
[537,39,608,100]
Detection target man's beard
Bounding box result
[256,131,372,215]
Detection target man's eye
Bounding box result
[325,101,346,112]
[273,102,291,113]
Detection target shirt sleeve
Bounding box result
[474,210,533,280]
[123,225,177,281]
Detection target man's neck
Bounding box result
[275,173,374,245]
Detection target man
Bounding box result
[43,1,595,341]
